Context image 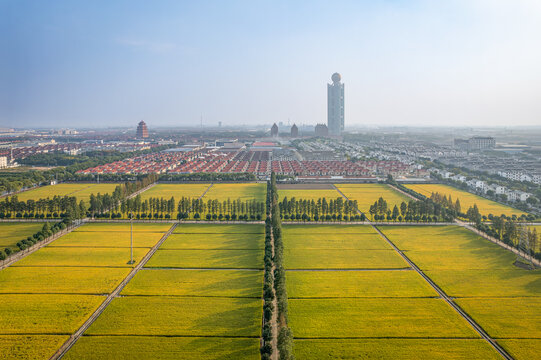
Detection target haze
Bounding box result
[1,0,541,128]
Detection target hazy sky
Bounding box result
[1,0,540,128]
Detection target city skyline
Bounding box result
[2,1,541,128]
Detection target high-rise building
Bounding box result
[290,124,298,137]
[136,120,149,139]
[271,123,279,137]
[327,72,344,135]
[315,123,329,137]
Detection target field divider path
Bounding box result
[0,221,86,271]
[334,186,513,360]
[269,220,279,360]
[387,183,419,201]
[51,223,178,360]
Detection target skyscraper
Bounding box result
[327,72,344,135]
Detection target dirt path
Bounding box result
[333,188,512,360]
[51,223,177,360]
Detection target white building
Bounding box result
[0,156,7,169]
[327,72,345,135]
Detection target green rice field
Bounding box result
[0,222,44,250]
[12,183,119,203]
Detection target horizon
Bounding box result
[2,1,541,128]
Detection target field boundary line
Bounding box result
[0,221,85,271]
[333,186,513,360]
[51,223,178,360]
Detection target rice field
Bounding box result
[284,248,408,269]
[334,183,411,214]
[50,230,165,248]
[138,183,210,201]
[0,222,44,250]
[202,183,266,201]
[293,339,500,360]
[289,298,478,338]
[64,336,260,360]
[122,269,263,297]
[378,225,541,359]
[12,183,119,203]
[64,223,264,359]
[0,335,68,360]
[85,296,262,336]
[278,188,341,201]
[404,183,525,217]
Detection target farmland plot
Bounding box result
[334,183,410,213]
[0,222,43,250]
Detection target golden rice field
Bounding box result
[293,339,500,360]
[64,336,260,360]
[146,249,263,269]
[377,225,541,359]
[174,223,264,234]
[160,233,264,250]
[50,230,165,248]
[12,183,119,203]
[405,183,525,217]
[0,267,130,294]
[79,222,171,232]
[122,269,263,297]
[138,183,210,201]
[278,188,341,201]
[0,335,68,360]
[334,183,411,214]
[85,296,262,336]
[202,183,267,201]
[0,222,44,250]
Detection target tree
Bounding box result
[400,201,407,216]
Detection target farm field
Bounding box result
[405,183,525,217]
[160,233,264,250]
[0,267,130,294]
[0,294,103,334]
[139,183,210,201]
[334,183,410,214]
[293,339,500,360]
[203,183,266,201]
[283,232,390,250]
[12,183,119,203]
[11,246,150,267]
[278,188,341,201]
[283,224,376,235]
[174,223,265,234]
[378,225,541,359]
[286,270,436,298]
[289,297,477,338]
[146,249,263,269]
[86,296,261,336]
[50,230,164,248]
[455,297,541,338]
[426,269,541,297]
[0,335,68,360]
[64,223,265,359]
[77,222,171,232]
[64,336,260,360]
[0,222,44,250]
[284,248,407,269]
[122,269,263,297]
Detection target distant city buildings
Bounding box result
[454,136,495,151]
[327,72,344,135]
[315,123,329,137]
[290,124,298,137]
[271,123,279,137]
[136,120,149,139]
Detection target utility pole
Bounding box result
[128,212,135,265]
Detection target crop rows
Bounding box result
[64,223,265,360]
[283,225,507,359]
[0,222,171,359]
[379,225,541,360]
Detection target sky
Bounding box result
[1,0,541,128]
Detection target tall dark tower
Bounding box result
[271,123,279,137]
[327,73,344,135]
[136,120,149,139]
